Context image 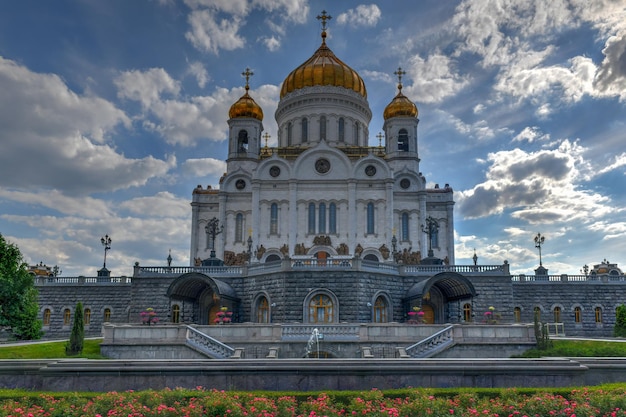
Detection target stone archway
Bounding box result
[166,272,239,325]
[404,272,477,324]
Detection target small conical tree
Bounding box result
[614,304,626,337]
[65,302,84,356]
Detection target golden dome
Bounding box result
[280,31,367,99]
[383,85,418,120]
[229,89,264,121]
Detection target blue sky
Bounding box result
[0,0,625,277]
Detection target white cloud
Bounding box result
[0,57,173,194]
[404,52,469,103]
[0,189,113,218]
[512,126,550,143]
[118,192,189,218]
[260,35,281,51]
[336,4,381,28]
[182,158,227,177]
[115,68,181,107]
[187,61,210,88]
[185,9,246,54]
[594,34,626,100]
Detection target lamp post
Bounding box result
[534,233,545,266]
[205,217,223,259]
[421,216,439,258]
[100,235,112,269]
[581,264,589,277]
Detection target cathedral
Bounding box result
[33,13,626,345]
[191,14,453,269]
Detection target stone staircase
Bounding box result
[185,325,235,358]
[403,325,455,358]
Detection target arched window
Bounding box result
[398,129,409,151]
[257,297,270,323]
[235,213,244,243]
[84,308,91,325]
[63,309,71,326]
[595,307,603,323]
[354,122,359,143]
[366,202,375,234]
[301,118,308,142]
[574,306,582,323]
[319,115,326,140]
[463,303,472,322]
[430,228,439,249]
[513,307,521,323]
[338,118,345,142]
[270,203,278,235]
[172,305,180,324]
[329,203,337,234]
[533,306,541,322]
[104,308,111,323]
[401,212,410,241]
[309,294,333,323]
[308,203,316,234]
[373,296,388,323]
[238,130,248,152]
[553,306,561,323]
[43,309,51,326]
[318,202,326,233]
[287,122,293,145]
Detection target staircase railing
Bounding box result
[185,326,235,358]
[405,325,455,358]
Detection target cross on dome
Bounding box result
[394,67,406,92]
[242,67,254,91]
[317,10,332,43]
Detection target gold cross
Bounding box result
[394,67,406,87]
[376,132,384,147]
[316,10,332,31]
[242,67,254,90]
[263,132,270,147]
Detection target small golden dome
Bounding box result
[280,30,367,99]
[228,89,263,121]
[383,88,418,120]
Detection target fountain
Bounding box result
[305,328,323,358]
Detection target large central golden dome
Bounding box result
[280,31,367,99]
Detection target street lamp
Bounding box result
[534,233,545,266]
[100,235,112,269]
[205,217,223,259]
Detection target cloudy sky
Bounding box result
[1,0,625,277]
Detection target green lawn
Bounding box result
[0,338,104,359]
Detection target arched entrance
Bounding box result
[166,273,239,325]
[404,272,476,324]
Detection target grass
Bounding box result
[0,338,105,359]
[515,339,626,357]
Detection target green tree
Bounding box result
[614,304,626,337]
[65,301,84,355]
[0,234,42,340]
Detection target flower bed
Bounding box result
[2,386,626,416]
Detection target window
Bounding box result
[398,129,409,151]
[463,303,472,322]
[309,294,333,323]
[257,297,270,323]
[329,203,337,234]
[172,305,180,324]
[401,212,410,241]
[553,306,561,323]
[533,307,541,322]
[301,118,308,142]
[43,309,51,326]
[574,306,582,323]
[63,309,71,326]
[308,203,316,234]
[373,296,387,323]
[84,308,91,325]
[287,122,293,145]
[366,203,375,234]
[319,115,326,140]
[235,213,244,243]
[513,307,521,323]
[430,228,439,249]
[318,202,326,233]
[270,203,278,235]
[595,307,603,323]
[238,130,248,152]
[354,122,359,143]
[338,118,345,142]
[104,308,111,323]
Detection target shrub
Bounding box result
[65,302,84,356]
[614,304,626,337]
